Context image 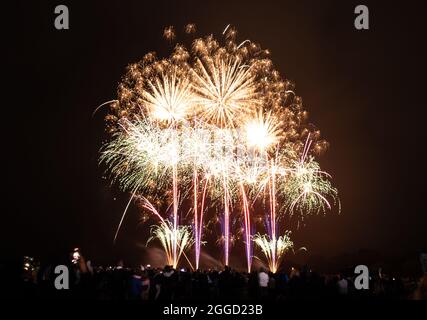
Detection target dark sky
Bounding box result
[3,0,427,265]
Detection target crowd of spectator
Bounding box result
[4,255,426,300]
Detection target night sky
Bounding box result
[3,1,427,267]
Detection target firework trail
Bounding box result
[192,170,210,269]
[239,182,252,272]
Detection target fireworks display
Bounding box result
[253,232,294,274]
[147,221,194,270]
[99,24,339,272]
